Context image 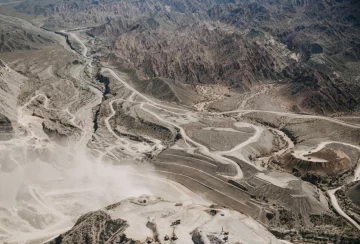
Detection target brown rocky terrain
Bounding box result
[335,181,360,226]
[271,148,354,186]
[8,0,360,114]
[0,13,54,52]
[1,0,360,243]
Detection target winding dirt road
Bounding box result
[100,48,360,230]
[4,19,360,243]
[327,188,360,230]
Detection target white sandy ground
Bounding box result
[0,154,208,244]
[256,172,298,188]
[0,46,198,244]
[106,196,282,244]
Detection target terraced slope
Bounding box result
[0,1,360,243]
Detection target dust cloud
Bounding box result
[0,141,200,243]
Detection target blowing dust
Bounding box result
[0,141,201,243]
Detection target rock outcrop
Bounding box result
[0,114,13,141]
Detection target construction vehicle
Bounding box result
[171,233,178,241]
[221,227,229,236]
[171,219,181,226]
[171,228,178,241]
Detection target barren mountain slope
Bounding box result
[0,59,26,122]
[14,0,360,114]
[1,0,360,244]
[0,13,55,52]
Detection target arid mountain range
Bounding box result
[14,0,360,114]
[0,0,360,243]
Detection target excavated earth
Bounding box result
[46,195,282,244]
[0,0,360,243]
